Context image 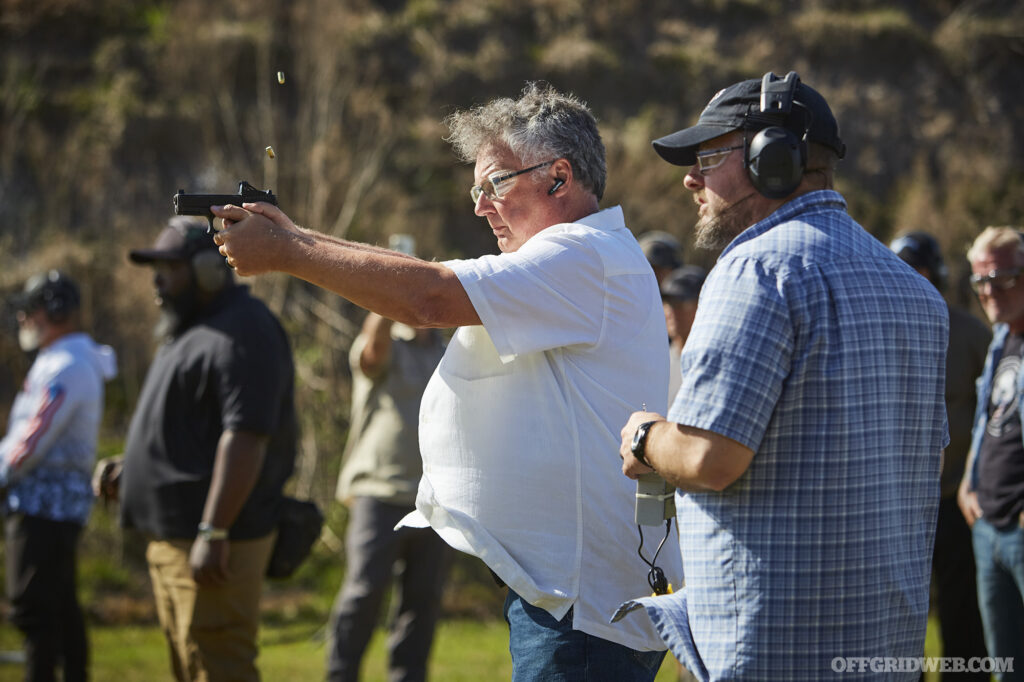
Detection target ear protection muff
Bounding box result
[548,178,565,195]
[168,217,230,293]
[191,249,229,293]
[745,71,809,199]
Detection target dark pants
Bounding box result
[326,497,450,682]
[931,497,989,680]
[4,513,88,682]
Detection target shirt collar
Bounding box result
[718,190,847,261]
[574,205,624,232]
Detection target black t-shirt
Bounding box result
[121,285,297,540]
[976,332,1024,528]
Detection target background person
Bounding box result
[659,265,706,404]
[92,217,297,682]
[639,231,684,286]
[959,225,1024,677]
[891,230,991,678]
[1,270,117,682]
[616,72,949,681]
[212,83,680,682]
[327,240,450,682]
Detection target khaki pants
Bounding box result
[146,534,275,682]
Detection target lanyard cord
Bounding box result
[636,519,673,595]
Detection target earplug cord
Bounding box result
[636,518,673,595]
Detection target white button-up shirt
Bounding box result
[404,206,680,651]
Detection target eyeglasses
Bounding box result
[695,145,744,175]
[470,160,554,204]
[969,267,1024,293]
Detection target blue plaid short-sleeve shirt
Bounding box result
[618,191,949,681]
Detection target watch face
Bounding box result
[631,424,646,453]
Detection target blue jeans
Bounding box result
[503,589,665,682]
[972,517,1024,681]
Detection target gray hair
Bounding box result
[967,225,1024,264]
[444,82,607,201]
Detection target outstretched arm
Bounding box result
[211,202,480,328]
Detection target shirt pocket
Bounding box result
[440,326,515,382]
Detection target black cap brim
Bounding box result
[652,123,738,167]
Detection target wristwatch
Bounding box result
[630,420,658,468]
[197,523,229,541]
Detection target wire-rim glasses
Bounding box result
[470,161,554,204]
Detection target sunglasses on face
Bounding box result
[969,267,1024,293]
[470,161,554,204]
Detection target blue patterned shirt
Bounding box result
[0,333,117,524]
[615,191,948,681]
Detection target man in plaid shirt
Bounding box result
[616,73,949,680]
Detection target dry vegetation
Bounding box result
[1,0,1023,616]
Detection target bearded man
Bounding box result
[615,73,950,681]
[94,217,297,682]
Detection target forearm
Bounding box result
[359,313,394,377]
[643,421,753,492]
[200,430,268,532]
[280,229,478,328]
[0,386,73,484]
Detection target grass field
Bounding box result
[0,614,944,682]
[0,617,695,681]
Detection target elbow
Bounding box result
[398,268,471,328]
[392,286,451,329]
[398,291,448,328]
[692,452,749,492]
[701,469,741,492]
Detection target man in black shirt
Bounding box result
[93,217,296,682]
[959,225,1024,673]
[891,231,991,678]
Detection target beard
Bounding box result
[694,192,759,250]
[154,287,201,340]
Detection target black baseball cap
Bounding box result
[129,216,217,264]
[638,231,683,269]
[653,73,846,167]
[890,231,948,290]
[660,265,707,303]
[15,270,81,314]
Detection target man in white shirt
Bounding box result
[212,83,680,681]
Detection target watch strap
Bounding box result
[631,420,658,468]
[197,523,229,541]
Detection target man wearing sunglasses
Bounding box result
[615,73,949,680]
[890,231,990,680]
[959,225,1024,672]
[212,83,679,681]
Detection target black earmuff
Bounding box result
[548,178,565,195]
[191,249,229,293]
[169,217,230,293]
[745,71,809,199]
